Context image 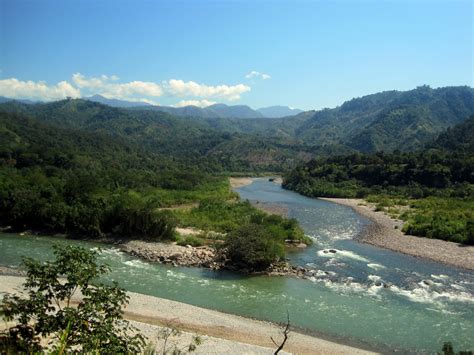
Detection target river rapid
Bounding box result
[1,178,473,352]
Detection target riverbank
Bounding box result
[0,275,375,354]
[229,177,254,188]
[320,198,474,270]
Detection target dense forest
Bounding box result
[283,116,474,244]
[295,85,474,153]
[0,99,310,172]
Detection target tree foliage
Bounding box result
[1,244,145,353]
[224,224,285,271]
[0,111,199,239]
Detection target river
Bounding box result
[1,178,473,352]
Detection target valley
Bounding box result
[1,85,473,353]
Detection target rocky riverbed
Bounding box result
[120,240,220,269]
[119,240,316,279]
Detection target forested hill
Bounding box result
[427,115,474,154]
[294,85,474,153]
[0,85,472,169]
[0,111,210,189]
[0,99,310,172]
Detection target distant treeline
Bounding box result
[283,150,474,199]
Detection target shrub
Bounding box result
[466,219,474,245]
[177,235,204,247]
[224,223,284,272]
[104,194,177,240]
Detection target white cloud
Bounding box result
[166,79,250,101]
[72,73,163,99]
[245,70,271,80]
[173,99,216,108]
[0,73,251,104]
[0,78,81,101]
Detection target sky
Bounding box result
[0,0,472,110]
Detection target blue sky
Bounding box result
[0,0,472,110]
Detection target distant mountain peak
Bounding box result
[257,105,303,118]
[84,95,152,108]
[72,96,305,119]
[0,96,39,105]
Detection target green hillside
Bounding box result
[1,86,472,169]
[296,86,474,152]
[428,115,474,154]
[0,99,309,172]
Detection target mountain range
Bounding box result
[1,94,304,119]
[85,95,303,118]
[293,85,474,153]
[0,85,472,171]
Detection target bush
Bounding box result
[224,223,284,272]
[0,244,145,353]
[466,219,474,245]
[103,193,177,240]
[177,235,204,247]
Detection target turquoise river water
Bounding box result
[0,178,473,352]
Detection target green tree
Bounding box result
[1,244,145,353]
[224,223,284,272]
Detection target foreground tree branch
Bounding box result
[271,310,290,354]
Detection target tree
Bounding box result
[224,223,284,272]
[1,244,145,353]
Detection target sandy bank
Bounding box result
[320,198,474,270]
[0,275,375,354]
[229,177,254,188]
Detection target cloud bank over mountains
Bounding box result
[0,78,81,101]
[0,73,252,106]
